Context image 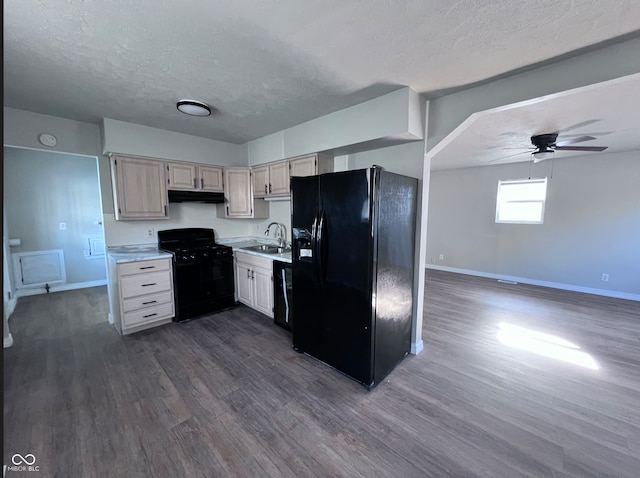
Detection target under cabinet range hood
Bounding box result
[168,190,225,204]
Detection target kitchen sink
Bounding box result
[242,244,291,255]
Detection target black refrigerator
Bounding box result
[291,166,417,389]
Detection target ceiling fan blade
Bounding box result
[555,135,596,146]
[553,145,608,152]
[557,119,601,133]
[560,131,613,137]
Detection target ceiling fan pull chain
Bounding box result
[528,160,532,180]
[550,157,554,179]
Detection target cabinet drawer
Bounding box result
[120,270,172,298]
[118,258,171,276]
[235,252,272,270]
[122,290,173,313]
[123,303,174,328]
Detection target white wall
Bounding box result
[426,151,640,297]
[247,87,424,165]
[102,118,243,165]
[103,201,283,246]
[349,141,424,179]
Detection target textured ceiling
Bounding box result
[429,73,640,170]
[4,0,640,144]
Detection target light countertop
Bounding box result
[107,245,173,263]
[219,237,292,264]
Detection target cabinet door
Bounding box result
[269,161,290,196]
[224,168,253,217]
[199,166,224,192]
[290,155,317,177]
[236,261,253,306]
[113,155,168,220]
[252,266,274,318]
[167,162,198,190]
[252,165,269,198]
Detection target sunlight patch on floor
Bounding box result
[497,322,599,370]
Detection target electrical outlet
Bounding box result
[601,273,609,282]
[439,253,444,261]
[59,222,67,230]
[147,227,154,238]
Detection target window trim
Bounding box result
[495,177,547,224]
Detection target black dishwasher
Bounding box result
[273,260,293,331]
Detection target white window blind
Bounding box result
[496,178,547,224]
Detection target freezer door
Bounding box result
[372,170,417,384]
[318,169,374,385]
[291,176,322,357]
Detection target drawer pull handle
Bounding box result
[141,283,157,287]
[143,313,158,319]
[142,300,157,305]
[139,266,155,270]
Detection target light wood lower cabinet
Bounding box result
[109,256,175,334]
[235,252,273,318]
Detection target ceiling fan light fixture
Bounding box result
[532,148,554,163]
[176,99,211,117]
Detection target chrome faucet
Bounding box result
[265,222,287,247]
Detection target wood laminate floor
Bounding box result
[4,270,640,477]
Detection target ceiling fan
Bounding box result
[529,132,608,162]
[487,120,610,164]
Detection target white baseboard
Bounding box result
[4,333,14,348]
[5,296,18,317]
[15,280,108,298]
[410,340,424,355]
[426,265,640,302]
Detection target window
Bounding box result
[495,178,547,224]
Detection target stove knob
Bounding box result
[190,253,197,260]
[181,255,189,262]
[203,251,209,258]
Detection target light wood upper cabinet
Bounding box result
[167,162,223,192]
[200,165,223,191]
[167,162,197,189]
[290,153,334,177]
[253,165,269,198]
[218,167,269,218]
[111,154,168,220]
[269,161,290,196]
[252,160,290,198]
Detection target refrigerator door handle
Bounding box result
[316,210,325,284]
[311,210,319,244]
[282,268,290,323]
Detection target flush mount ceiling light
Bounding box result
[176,99,211,117]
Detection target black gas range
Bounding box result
[158,228,235,321]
